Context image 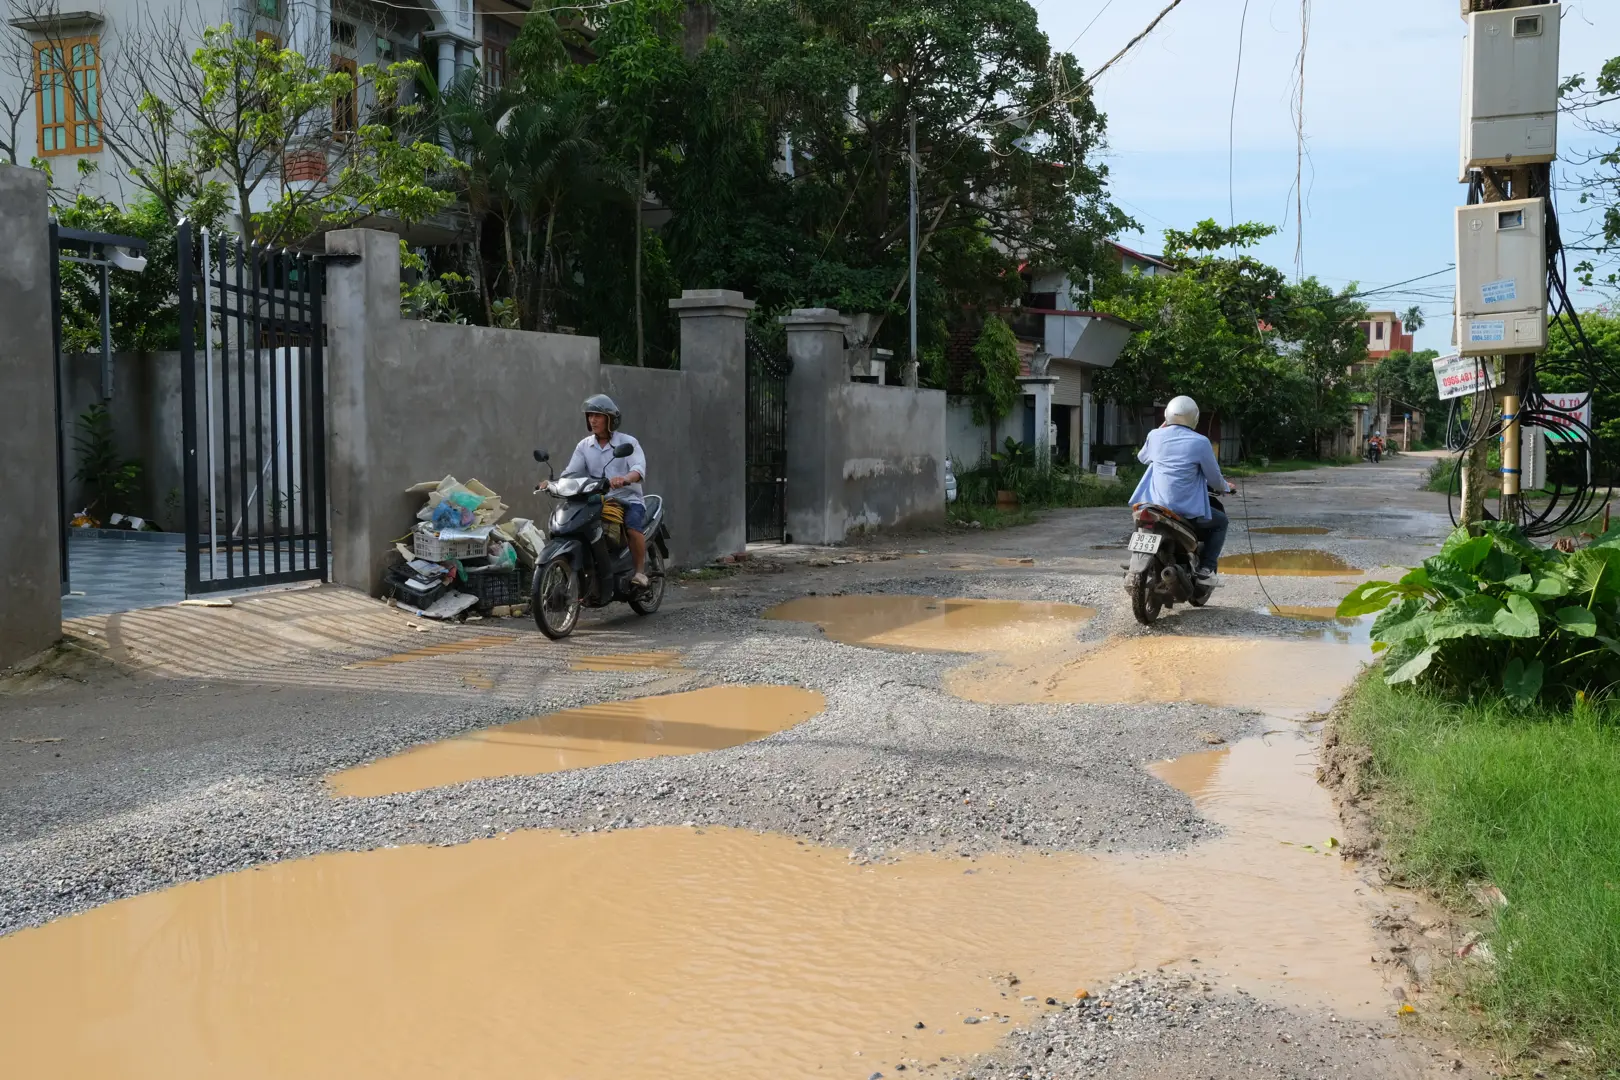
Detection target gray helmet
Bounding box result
[583,393,620,431]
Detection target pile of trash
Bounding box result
[384,476,545,621]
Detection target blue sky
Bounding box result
[1040,0,1618,353]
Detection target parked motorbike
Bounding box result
[1124,494,1226,625]
[529,446,671,640]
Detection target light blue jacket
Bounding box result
[1129,424,1228,520]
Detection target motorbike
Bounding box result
[529,446,671,640]
[1124,493,1226,625]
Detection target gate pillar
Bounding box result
[669,289,753,565]
[780,307,849,547]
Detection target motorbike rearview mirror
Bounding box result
[533,449,549,463]
[613,443,635,459]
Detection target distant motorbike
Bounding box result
[1124,494,1226,625]
[530,446,671,640]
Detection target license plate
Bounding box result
[1128,532,1162,555]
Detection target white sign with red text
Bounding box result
[1432,353,1501,401]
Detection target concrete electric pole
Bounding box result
[1456,0,1559,530]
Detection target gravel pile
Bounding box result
[951,970,1464,1080]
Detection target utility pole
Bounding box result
[1458,0,1554,531]
[907,110,919,387]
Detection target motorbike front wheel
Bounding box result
[534,557,581,640]
[1130,567,1162,625]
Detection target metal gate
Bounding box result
[177,222,328,595]
[745,330,791,543]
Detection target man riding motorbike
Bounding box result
[563,394,649,587]
[1129,395,1237,583]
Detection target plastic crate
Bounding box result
[413,523,487,562]
[388,572,448,610]
[464,566,523,613]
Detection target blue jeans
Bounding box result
[621,501,646,535]
[1191,508,1228,573]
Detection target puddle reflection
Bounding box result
[1220,549,1361,577]
[765,595,1095,654]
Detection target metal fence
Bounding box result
[744,330,791,543]
[177,222,329,595]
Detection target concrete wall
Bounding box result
[783,308,946,545]
[324,228,746,594]
[58,351,185,527]
[947,399,993,469]
[0,165,62,667]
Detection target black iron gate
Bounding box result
[745,331,791,543]
[177,221,329,595]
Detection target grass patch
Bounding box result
[1225,455,1358,477]
[946,503,1039,530]
[1340,677,1620,1068]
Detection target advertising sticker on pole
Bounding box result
[1432,353,1502,401]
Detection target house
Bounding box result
[1358,310,1415,360]
[943,240,1240,471]
[1,0,533,241]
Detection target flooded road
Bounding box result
[330,685,826,797]
[1219,549,1362,577]
[950,635,1369,719]
[765,595,1095,653]
[0,734,1390,1079]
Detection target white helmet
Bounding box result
[1164,395,1200,428]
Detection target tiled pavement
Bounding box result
[62,533,328,619]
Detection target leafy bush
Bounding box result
[1339,522,1620,702]
[952,438,1137,514]
[72,404,142,517]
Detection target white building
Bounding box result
[2,0,526,237]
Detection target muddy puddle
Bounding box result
[570,649,684,671]
[329,685,825,797]
[1263,606,1372,645]
[1248,526,1331,536]
[949,635,1369,719]
[1219,549,1361,577]
[0,734,1393,1079]
[765,595,1095,654]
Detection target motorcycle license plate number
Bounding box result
[1128,532,1162,555]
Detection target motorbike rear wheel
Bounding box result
[630,549,665,615]
[534,557,581,640]
[1130,567,1161,625]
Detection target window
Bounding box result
[257,0,280,17]
[483,38,507,89]
[332,55,358,134]
[1499,209,1525,231]
[35,36,100,156]
[331,19,357,47]
[1513,14,1541,37]
[1375,322,1385,341]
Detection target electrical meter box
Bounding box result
[1459,3,1560,175]
[1455,197,1547,355]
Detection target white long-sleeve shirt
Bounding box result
[563,432,646,507]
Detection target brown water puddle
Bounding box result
[949,635,1369,719]
[1249,526,1331,536]
[329,685,825,797]
[1220,549,1361,577]
[1264,606,1372,645]
[570,649,684,671]
[0,734,1392,1079]
[765,595,1095,654]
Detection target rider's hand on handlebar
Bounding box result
[1225,483,1237,494]
[609,475,628,489]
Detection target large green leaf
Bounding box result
[1421,554,1478,601]
[1477,547,1522,583]
[1493,593,1542,638]
[1427,594,1506,642]
[1371,598,1432,644]
[1555,606,1599,637]
[1386,643,1439,685]
[1502,656,1544,703]
[1478,521,1543,564]
[1565,547,1620,603]
[1441,534,1493,573]
[1528,572,1572,599]
[1337,581,1397,618]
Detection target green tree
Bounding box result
[1560,56,1620,294]
[965,316,1022,446]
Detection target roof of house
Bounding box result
[1109,241,1174,271]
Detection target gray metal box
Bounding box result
[1459,3,1560,174]
[1454,198,1548,355]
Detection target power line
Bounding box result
[1228,0,1250,252]
[1063,0,1119,55]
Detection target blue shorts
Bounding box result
[621,502,646,534]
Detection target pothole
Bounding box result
[1219,549,1360,577]
[948,635,1369,719]
[0,736,1393,1078]
[1248,526,1331,536]
[1262,607,1373,645]
[764,595,1095,654]
[328,685,826,797]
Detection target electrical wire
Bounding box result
[1227,0,1251,253]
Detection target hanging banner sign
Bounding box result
[1537,392,1593,442]
[1432,353,1502,401]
